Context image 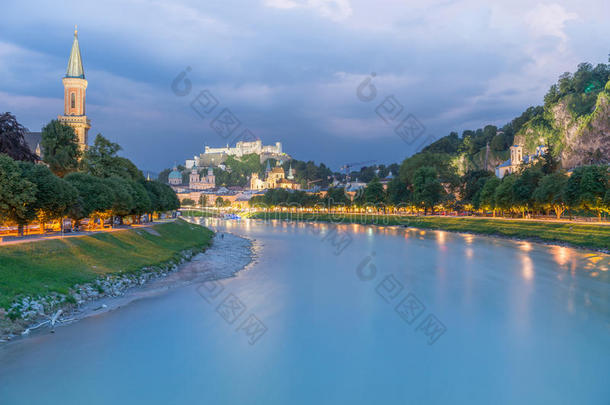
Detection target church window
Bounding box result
[70,92,76,109]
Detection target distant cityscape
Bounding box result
[165,139,395,207]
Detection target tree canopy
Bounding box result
[82,134,144,181]
[0,112,38,162]
[41,120,81,177]
[0,154,37,228]
[411,167,444,213]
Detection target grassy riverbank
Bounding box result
[247,212,610,251]
[0,220,214,310]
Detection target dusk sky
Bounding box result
[2,0,608,172]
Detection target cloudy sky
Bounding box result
[1,0,608,171]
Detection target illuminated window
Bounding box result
[70,93,76,109]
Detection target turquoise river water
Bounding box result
[0,219,608,404]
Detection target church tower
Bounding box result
[58,26,90,151]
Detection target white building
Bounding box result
[204,140,282,157]
[186,140,286,168]
[495,144,547,177]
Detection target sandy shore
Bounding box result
[0,232,255,343]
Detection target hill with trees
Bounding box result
[247,59,609,221]
[420,60,610,174]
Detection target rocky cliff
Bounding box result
[518,79,610,169]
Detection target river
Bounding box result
[0,219,608,404]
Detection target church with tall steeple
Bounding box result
[58,26,90,151]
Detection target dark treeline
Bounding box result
[250,156,610,220]
[0,113,179,234]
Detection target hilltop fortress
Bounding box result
[185,140,289,168]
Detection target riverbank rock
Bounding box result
[2,248,201,338]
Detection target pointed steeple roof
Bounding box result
[66,26,85,78]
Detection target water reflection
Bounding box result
[551,246,570,267]
[2,217,609,405]
[462,234,474,245]
[520,253,534,282]
[436,231,446,245]
[196,217,608,282]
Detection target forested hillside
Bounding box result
[421,60,610,172]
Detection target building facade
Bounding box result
[250,165,299,190]
[496,144,547,177]
[189,167,216,190]
[204,140,282,157]
[58,27,90,151]
[187,140,289,168]
[168,167,182,185]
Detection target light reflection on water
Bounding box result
[1,218,608,405]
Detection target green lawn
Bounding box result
[0,220,214,309]
[180,209,218,218]
[248,212,610,251]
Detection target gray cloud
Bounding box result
[1,0,608,171]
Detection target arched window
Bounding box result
[70,92,76,109]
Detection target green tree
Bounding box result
[104,176,134,224]
[386,178,411,207]
[324,187,350,208]
[182,198,196,207]
[490,132,509,151]
[534,173,568,219]
[41,120,81,177]
[399,152,459,191]
[494,175,517,215]
[361,178,386,211]
[116,157,146,182]
[82,134,144,181]
[0,154,37,234]
[158,183,180,211]
[422,132,460,154]
[0,112,39,162]
[65,172,114,227]
[82,134,120,177]
[215,197,224,207]
[199,194,209,207]
[565,165,609,220]
[128,181,151,222]
[19,162,78,231]
[537,144,560,175]
[412,167,443,214]
[479,176,501,216]
[513,168,543,217]
[157,168,171,184]
[143,180,179,218]
[461,170,493,208]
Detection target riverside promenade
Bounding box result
[0,220,175,246]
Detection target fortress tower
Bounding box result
[58,26,90,151]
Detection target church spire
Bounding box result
[66,25,85,78]
[59,25,90,151]
[287,162,294,180]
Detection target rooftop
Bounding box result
[66,27,85,79]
